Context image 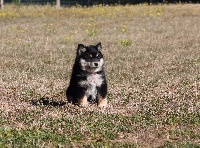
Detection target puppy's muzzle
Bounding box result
[88,62,100,68]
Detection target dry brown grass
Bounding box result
[0,4,200,147]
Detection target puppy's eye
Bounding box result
[85,54,92,59]
[96,53,99,57]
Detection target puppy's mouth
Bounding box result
[80,58,103,73]
[88,62,100,68]
[85,62,100,73]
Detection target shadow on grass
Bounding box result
[31,97,66,107]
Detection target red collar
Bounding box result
[91,73,95,81]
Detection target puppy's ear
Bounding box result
[96,42,102,51]
[77,44,86,56]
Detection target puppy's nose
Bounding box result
[94,62,99,67]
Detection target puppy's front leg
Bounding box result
[97,94,108,108]
[77,95,88,107]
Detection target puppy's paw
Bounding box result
[77,96,88,107]
[98,97,108,108]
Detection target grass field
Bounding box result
[0,4,200,147]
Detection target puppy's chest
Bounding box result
[79,74,103,87]
[79,74,103,97]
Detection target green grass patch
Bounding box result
[157,142,200,148]
[0,128,69,147]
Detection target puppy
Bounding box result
[66,43,108,107]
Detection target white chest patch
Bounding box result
[79,74,103,100]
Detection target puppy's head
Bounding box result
[77,42,104,73]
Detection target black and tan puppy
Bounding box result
[66,43,108,107]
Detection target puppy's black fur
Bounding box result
[66,43,108,107]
